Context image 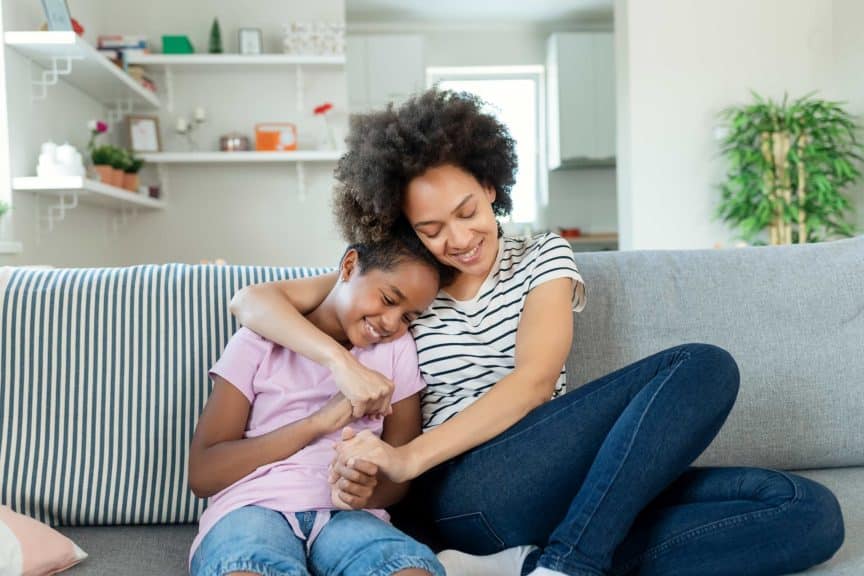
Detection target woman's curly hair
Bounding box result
[332,87,518,244]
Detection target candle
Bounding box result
[194,107,207,122]
[176,117,189,133]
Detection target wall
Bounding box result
[2,0,119,267]
[2,0,347,268]
[615,0,861,250]
[349,19,619,237]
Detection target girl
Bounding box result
[230,89,844,576]
[188,237,446,576]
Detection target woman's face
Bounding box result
[337,253,439,348]
[403,164,499,279]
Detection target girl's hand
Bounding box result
[328,428,379,509]
[329,355,395,419]
[334,427,417,484]
[312,393,355,435]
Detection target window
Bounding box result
[427,66,544,224]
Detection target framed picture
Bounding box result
[40,0,73,31]
[238,28,263,55]
[127,115,162,153]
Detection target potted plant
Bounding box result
[716,92,862,245]
[90,145,115,184]
[123,155,144,192]
[108,147,130,187]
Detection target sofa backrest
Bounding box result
[0,264,327,526]
[565,235,864,471]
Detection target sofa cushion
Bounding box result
[565,236,864,471]
[0,264,329,526]
[53,467,863,575]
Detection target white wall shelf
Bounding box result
[138,151,344,163]
[0,241,24,255]
[13,176,165,234]
[4,31,160,109]
[126,53,345,72]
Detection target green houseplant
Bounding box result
[123,155,144,192]
[90,145,116,185]
[716,92,862,245]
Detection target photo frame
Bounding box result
[40,0,73,31]
[238,28,263,55]
[127,115,162,153]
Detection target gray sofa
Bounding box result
[1,235,861,575]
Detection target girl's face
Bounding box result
[336,253,439,348]
[403,164,499,280]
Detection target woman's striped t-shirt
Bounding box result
[410,233,587,431]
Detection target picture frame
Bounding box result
[40,0,73,31]
[127,115,162,153]
[238,28,263,55]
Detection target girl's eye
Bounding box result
[382,295,394,305]
[402,315,411,325]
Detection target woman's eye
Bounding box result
[461,210,477,219]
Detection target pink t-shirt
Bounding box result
[189,328,426,562]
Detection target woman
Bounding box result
[231,89,844,575]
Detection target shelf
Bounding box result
[138,151,344,164]
[126,53,345,72]
[13,177,165,210]
[566,233,619,251]
[4,31,160,108]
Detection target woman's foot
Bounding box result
[436,545,537,576]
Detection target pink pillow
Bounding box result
[0,506,87,575]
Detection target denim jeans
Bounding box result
[191,506,445,576]
[393,343,845,575]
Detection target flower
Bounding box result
[313,102,334,115]
[87,120,108,152]
[88,120,108,134]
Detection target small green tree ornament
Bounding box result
[209,18,223,54]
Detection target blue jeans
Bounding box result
[393,343,845,575]
[191,506,445,576]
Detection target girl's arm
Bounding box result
[335,277,575,483]
[229,275,396,418]
[188,375,353,498]
[330,393,423,510]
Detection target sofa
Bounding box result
[0,235,862,575]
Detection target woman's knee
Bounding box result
[791,476,846,565]
[680,343,740,409]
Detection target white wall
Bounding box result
[1,0,120,267]
[349,19,618,237]
[2,0,347,268]
[615,0,861,250]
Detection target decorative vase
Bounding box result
[123,173,139,192]
[94,164,113,183]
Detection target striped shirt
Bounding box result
[411,233,587,431]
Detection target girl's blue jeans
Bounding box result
[393,343,845,575]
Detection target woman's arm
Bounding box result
[229,274,396,417]
[335,277,575,483]
[188,376,353,498]
[330,393,423,510]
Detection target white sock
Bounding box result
[436,545,537,576]
[527,568,568,576]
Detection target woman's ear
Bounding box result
[339,249,359,282]
[484,185,496,205]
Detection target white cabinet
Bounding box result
[547,32,616,169]
[347,35,425,113]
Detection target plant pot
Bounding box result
[123,173,139,192]
[110,168,124,188]
[93,164,114,183]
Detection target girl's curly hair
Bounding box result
[333,88,517,244]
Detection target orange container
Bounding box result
[255,123,298,151]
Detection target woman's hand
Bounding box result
[329,428,379,509]
[333,426,417,484]
[329,355,396,419]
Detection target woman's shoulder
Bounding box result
[500,232,571,268]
